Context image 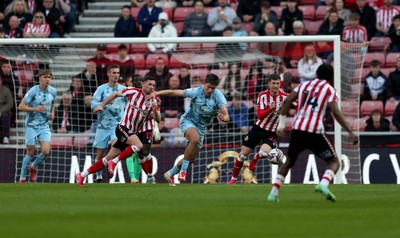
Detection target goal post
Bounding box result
[0,36,366,184]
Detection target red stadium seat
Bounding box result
[315,5,331,20]
[364,52,385,67]
[169,54,193,68]
[173,7,194,22]
[352,117,368,131]
[298,5,315,20]
[369,37,391,52]
[177,43,201,51]
[163,8,174,22]
[304,20,323,35]
[164,118,180,130]
[130,54,145,69]
[386,53,400,68]
[190,68,208,80]
[13,70,34,87]
[341,100,358,116]
[204,7,212,14]
[145,54,169,69]
[202,43,217,52]
[130,43,148,53]
[381,68,395,78]
[106,44,128,53]
[131,7,140,21]
[385,100,399,116]
[360,100,384,117]
[73,137,89,148]
[51,137,73,148]
[174,21,184,36]
[271,6,283,19]
[137,69,149,77]
[191,53,214,66]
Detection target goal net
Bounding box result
[0,36,366,184]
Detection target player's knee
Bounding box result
[42,148,51,156]
[190,136,200,145]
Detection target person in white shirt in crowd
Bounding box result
[147,12,177,56]
[297,43,323,83]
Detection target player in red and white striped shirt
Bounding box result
[376,0,400,35]
[342,12,368,43]
[228,74,290,184]
[76,76,160,186]
[267,64,358,202]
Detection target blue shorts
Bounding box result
[25,127,51,145]
[179,117,205,149]
[93,128,117,149]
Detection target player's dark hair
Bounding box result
[38,69,52,77]
[267,73,281,82]
[205,73,220,86]
[316,63,334,83]
[131,74,143,88]
[143,75,156,82]
[107,64,120,72]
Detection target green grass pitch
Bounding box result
[0,184,399,238]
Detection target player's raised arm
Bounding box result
[93,91,123,113]
[156,89,185,97]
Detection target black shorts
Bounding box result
[113,124,135,151]
[287,130,336,162]
[242,125,277,149]
[137,130,153,145]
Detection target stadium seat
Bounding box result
[131,7,140,21]
[386,53,400,67]
[163,8,173,22]
[304,20,323,35]
[169,54,193,68]
[299,0,318,5]
[137,69,149,77]
[271,6,283,19]
[145,54,169,69]
[315,5,331,20]
[173,7,194,22]
[364,52,385,67]
[298,5,315,20]
[174,21,185,36]
[177,43,201,51]
[360,100,384,117]
[51,137,73,148]
[341,100,358,116]
[73,137,89,148]
[241,22,255,34]
[369,37,391,52]
[129,43,148,53]
[130,54,145,69]
[106,44,129,53]
[202,43,217,52]
[204,7,212,14]
[164,118,180,130]
[191,53,214,67]
[385,100,399,116]
[381,68,395,78]
[352,117,368,131]
[287,68,300,78]
[190,68,208,80]
[13,70,34,87]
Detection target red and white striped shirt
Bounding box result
[342,25,368,43]
[256,90,288,131]
[120,88,154,133]
[293,79,338,134]
[23,22,50,35]
[139,97,161,132]
[376,6,400,32]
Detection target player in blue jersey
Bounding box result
[91,65,126,182]
[155,73,230,186]
[17,69,57,183]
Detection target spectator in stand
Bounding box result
[87,44,112,85]
[318,10,344,36]
[354,0,377,40]
[244,62,266,101]
[23,11,50,38]
[79,94,96,132]
[386,56,400,102]
[52,91,74,133]
[392,102,400,131]
[161,76,185,118]
[0,62,20,105]
[231,16,247,51]
[375,0,400,36]
[316,0,334,7]
[327,0,351,26]
[218,61,243,100]
[4,15,23,38]
[341,12,368,43]
[155,0,178,9]
[386,14,400,53]
[131,0,145,8]
[284,20,307,68]
[69,76,95,132]
[362,60,388,104]
[4,0,33,30]
[365,109,390,131]
[177,65,191,88]
[146,57,173,90]
[280,0,303,36]
[183,0,212,37]
[213,26,244,69]
[38,0,62,38]
[54,0,76,38]
[298,44,323,83]
[25,0,40,14]
[76,61,98,94]
[137,0,163,37]
[207,0,237,36]
[252,1,279,36]
[177,0,195,7]
[113,44,135,82]
[257,22,285,58]
[114,5,136,37]
[0,75,13,144]
[227,93,249,134]
[202,0,218,7]
[236,0,260,22]
[147,12,177,56]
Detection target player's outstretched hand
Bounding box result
[93,105,104,113]
[350,132,359,145]
[217,112,226,122]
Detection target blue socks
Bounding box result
[168,165,180,176]
[32,153,47,169]
[180,160,190,173]
[20,155,33,180]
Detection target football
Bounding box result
[268,148,284,164]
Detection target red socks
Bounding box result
[141,158,153,175]
[232,159,244,178]
[88,159,106,174]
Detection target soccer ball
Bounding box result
[268,148,284,165]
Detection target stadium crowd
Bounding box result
[1,0,400,145]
